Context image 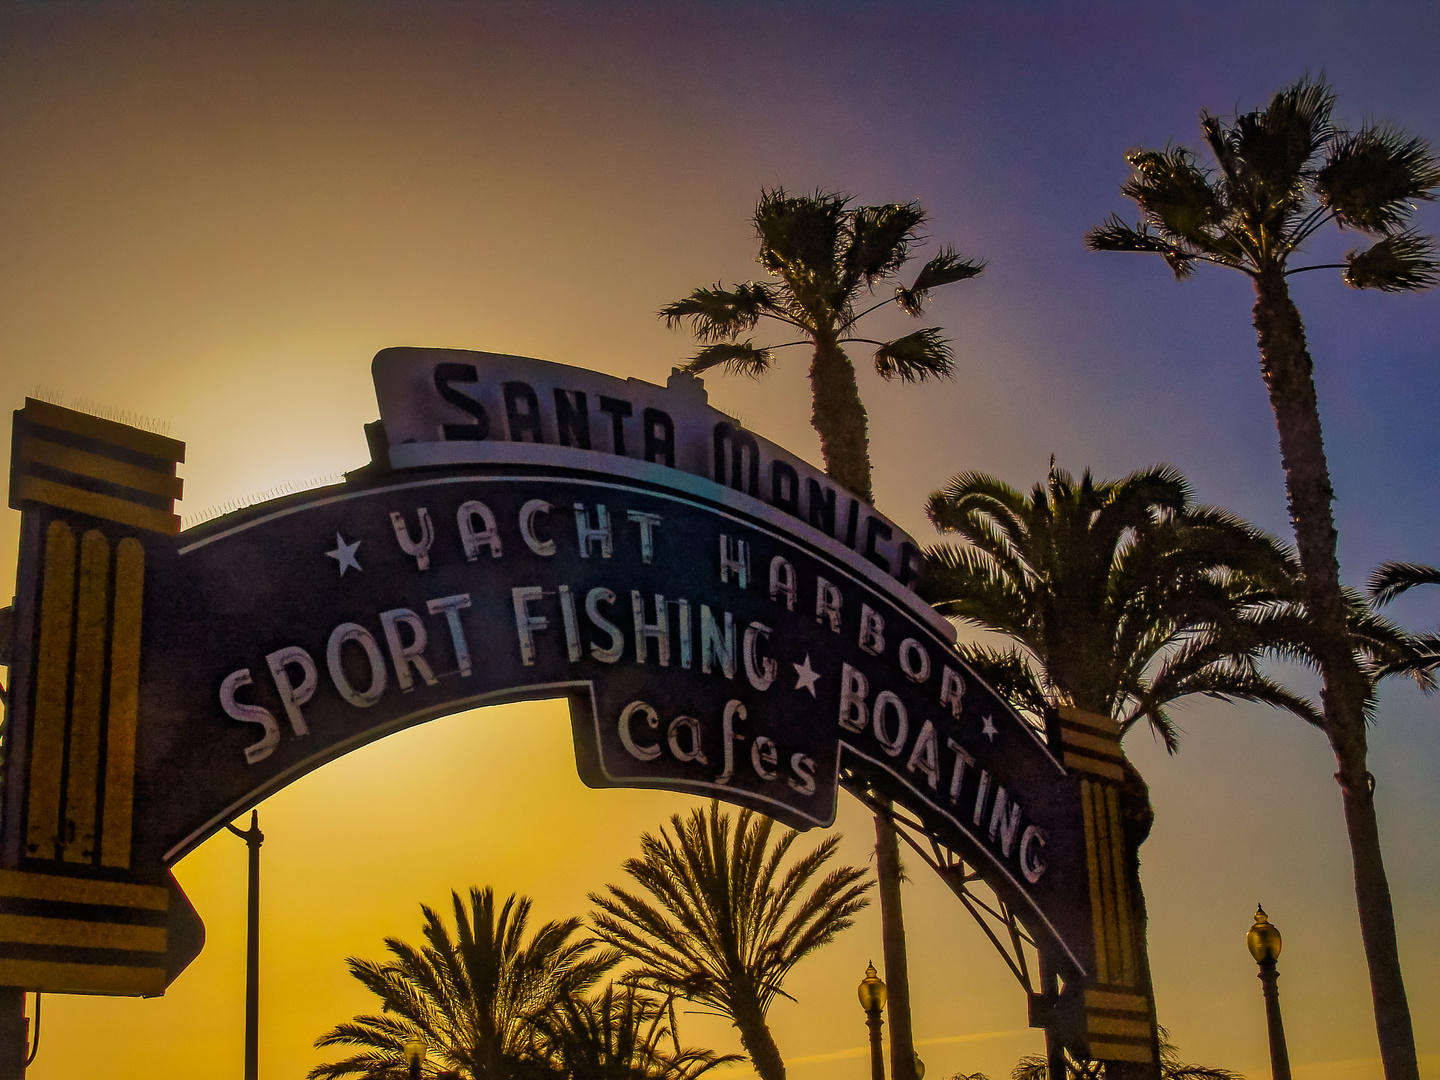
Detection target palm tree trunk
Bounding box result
[875,809,918,1080]
[808,332,915,1079]
[1251,267,1418,1080]
[809,336,873,503]
[732,998,787,1080]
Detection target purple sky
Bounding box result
[0,3,1436,1078]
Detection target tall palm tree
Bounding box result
[1084,77,1439,1080]
[661,187,983,1080]
[919,463,1310,1078]
[531,982,740,1080]
[310,888,616,1080]
[660,187,982,503]
[589,802,872,1080]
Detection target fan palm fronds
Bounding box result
[590,802,871,1080]
[660,188,983,500]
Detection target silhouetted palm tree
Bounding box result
[1085,76,1439,1080]
[661,188,983,1080]
[532,982,740,1080]
[590,802,871,1080]
[310,888,615,1080]
[920,463,1314,1077]
[920,464,1310,741]
[660,187,982,501]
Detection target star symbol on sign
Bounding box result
[326,533,363,576]
[793,655,821,698]
[981,714,998,742]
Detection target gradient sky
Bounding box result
[0,3,1437,1079]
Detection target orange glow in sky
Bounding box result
[0,5,1437,1080]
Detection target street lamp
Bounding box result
[223,810,264,1080]
[858,962,887,1080]
[403,1035,426,1080]
[1247,905,1292,1080]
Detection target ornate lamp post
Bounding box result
[404,1036,426,1080]
[859,962,888,1080]
[1247,905,1292,1080]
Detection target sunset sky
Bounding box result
[0,3,1437,1079]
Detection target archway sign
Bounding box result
[0,348,1157,1074]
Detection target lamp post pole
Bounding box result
[1247,905,1292,1080]
[858,962,887,1080]
[224,811,263,1080]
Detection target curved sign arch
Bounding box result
[0,349,1158,1074]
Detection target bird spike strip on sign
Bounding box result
[0,349,1156,1072]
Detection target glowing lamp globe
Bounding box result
[858,962,887,1012]
[1247,905,1283,964]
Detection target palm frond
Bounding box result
[1121,146,1229,250]
[1084,215,1199,280]
[1343,230,1440,291]
[659,283,784,342]
[896,247,986,314]
[872,327,953,382]
[754,187,847,287]
[919,544,1035,639]
[926,470,1032,543]
[1236,76,1335,187]
[1368,560,1440,605]
[1317,124,1440,234]
[843,200,927,287]
[954,642,1050,721]
[682,342,775,379]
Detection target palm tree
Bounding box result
[589,802,872,1080]
[660,187,982,503]
[920,464,1310,743]
[919,463,1312,1078]
[1011,1027,1241,1080]
[310,888,616,1080]
[661,187,983,1080]
[1084,77,1439,1080]
[531,982,740,1080]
